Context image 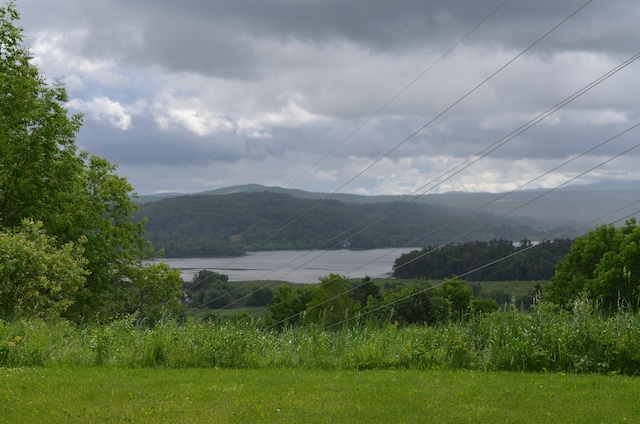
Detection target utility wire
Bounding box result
[182,0,511,294]
[285,0,511,189]
[200,49,640,316]
[391,124,640,275]
[183,0,593,306]
[325,202,640,330]
[264,121,640,329]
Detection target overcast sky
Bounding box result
[16,0,640,195]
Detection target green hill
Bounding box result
[139,181,640,229]
[135,191,545,257]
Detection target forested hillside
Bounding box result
[138,182,640,230]
[136,191,544,256]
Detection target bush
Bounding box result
[0,220,87,320]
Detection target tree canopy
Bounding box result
[393,239,573,281]
[546,219,640,312]
[0,2,181,322]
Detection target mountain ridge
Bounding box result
[137,181,640,229]
[135,190,554,257]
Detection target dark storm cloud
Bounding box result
[15,0,640,194]
[20,0,640,77]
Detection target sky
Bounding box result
[15,0,640,196]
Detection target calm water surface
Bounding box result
[162,248,417,283]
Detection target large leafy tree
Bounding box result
[0,2,181,322]
[546,219,640,311]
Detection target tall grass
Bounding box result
[1,305,640,374]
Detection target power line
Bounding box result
[187,0,511,282]
[183,0,594,310]
[264,121,640,329]
[285,0,511,189]
[325,201,640,330]
[392,123,640,275]
[200,49,640,317]
[180,0,511,295]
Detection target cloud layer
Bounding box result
[18,0,640,194]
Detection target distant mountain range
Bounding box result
[138,181,640,228]
[132,182,639,257]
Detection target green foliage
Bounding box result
[0,2,83,230]
[0,3,181,322]
[262,276,529,328]
[136,192,540,256]
[0,219,87,320]
[268,285,313,328]
[349,276,382,307]
[182,271,276,314]
[547,219,640,311]
[303,274,359,327]
[433,278,474,319]
[122,263,182,324]
[393,238,573,281]
[366,280,447,325]
[470,296,500,315]
[3,304,640,375]
[187,270,229,291]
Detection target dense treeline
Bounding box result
[181,271,505,326]
[265,275,501,329]
[393,238,574,281]
[136,192,541,256]
[183,270,276,311]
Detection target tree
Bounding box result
[246,283,274,307]
[0,220,87,320]
[119,263,183,324]
[186,270,229,292]
[370,280,447,326]
[268,285,313,328]
[303,274,359,327]
[349,276,382,307]
[433,279,473,320]
[588,220,640,310]
[546,219,640,311]
[0,2,181,322]
[0,4,82,229]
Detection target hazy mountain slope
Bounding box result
[139,181,640,230]
[135,191,545,257]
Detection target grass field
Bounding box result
[2,307,640,373]
[2,307,640,423]
[1,367,638,423]
[2,301,640,422]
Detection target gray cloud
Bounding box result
[14,0,640,195]
[21,1,640,76]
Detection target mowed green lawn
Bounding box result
[1,367,638,423]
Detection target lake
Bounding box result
[161,248,418,284]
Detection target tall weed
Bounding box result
[1,308,639,374]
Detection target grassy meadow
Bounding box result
[2,299,640,422]
[2,304,640,373]
[2,367,639,423]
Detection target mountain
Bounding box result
[421,183,640,228]
[139,181,640,229]
[134,190,553,257]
